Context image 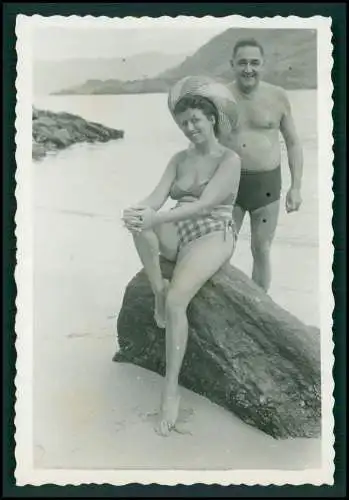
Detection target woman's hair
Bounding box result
[173,95,219,136]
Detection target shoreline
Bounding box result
[51,85,318,97]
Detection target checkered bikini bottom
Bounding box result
[174,204,237,253]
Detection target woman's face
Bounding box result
[176,108,216,144]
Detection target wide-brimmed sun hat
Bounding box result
[168,75,238,138]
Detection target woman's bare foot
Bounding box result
[154,386,180,437]
[154,279,169,329]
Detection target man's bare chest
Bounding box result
[235,97,283,131]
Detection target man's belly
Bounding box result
[229,129,281,171]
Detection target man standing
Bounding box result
[222,38,303,292]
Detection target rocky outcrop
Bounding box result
[114,258,321,439]
[32,107,124,160]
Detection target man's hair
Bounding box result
[232,38,264,58]
[173,95,219,136]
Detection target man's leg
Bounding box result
[250,200,280,292]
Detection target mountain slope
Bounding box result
[33,52,186,95]
[54,28,317,94]
[159,28,317,88]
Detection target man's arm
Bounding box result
[279,89,303,212]
[280,90,303,190]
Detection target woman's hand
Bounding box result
[139,207,158,230]
[122,206,143,233]
[122,206,140,232]
[122,206,158,233]
[123,205,148,217]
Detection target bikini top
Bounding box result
[170,172,210,200]
[169,150,235,205]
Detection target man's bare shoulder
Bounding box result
[260,81,290,112]
[227,80,288,104]
[260,81,287,98]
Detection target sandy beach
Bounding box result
[33,179,321,471]
[33,206,321,470]
[31,92,321,471]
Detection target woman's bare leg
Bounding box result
[156,230,236,436]
[132,223,178,328]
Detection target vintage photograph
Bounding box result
[15,15,334,485]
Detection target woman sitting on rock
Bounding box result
[122,76,241,436]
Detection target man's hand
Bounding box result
[286,187,302,213]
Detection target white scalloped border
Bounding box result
[14,14,334,487]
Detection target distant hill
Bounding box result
[33,52,186,95]
[54,78,171,96]
[54,28,317,95]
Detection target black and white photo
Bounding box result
[15,14,334,486]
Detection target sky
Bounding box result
[32,22,229,61]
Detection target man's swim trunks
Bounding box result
[235,166,282,212]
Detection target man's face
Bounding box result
[231,45,264,91]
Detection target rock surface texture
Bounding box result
[114,258,321,439]
[32,108,124,160]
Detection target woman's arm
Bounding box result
[131,152,180,212]
[155,151,241,225]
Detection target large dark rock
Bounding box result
[114,258,321,439]
[32,108,124,160]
